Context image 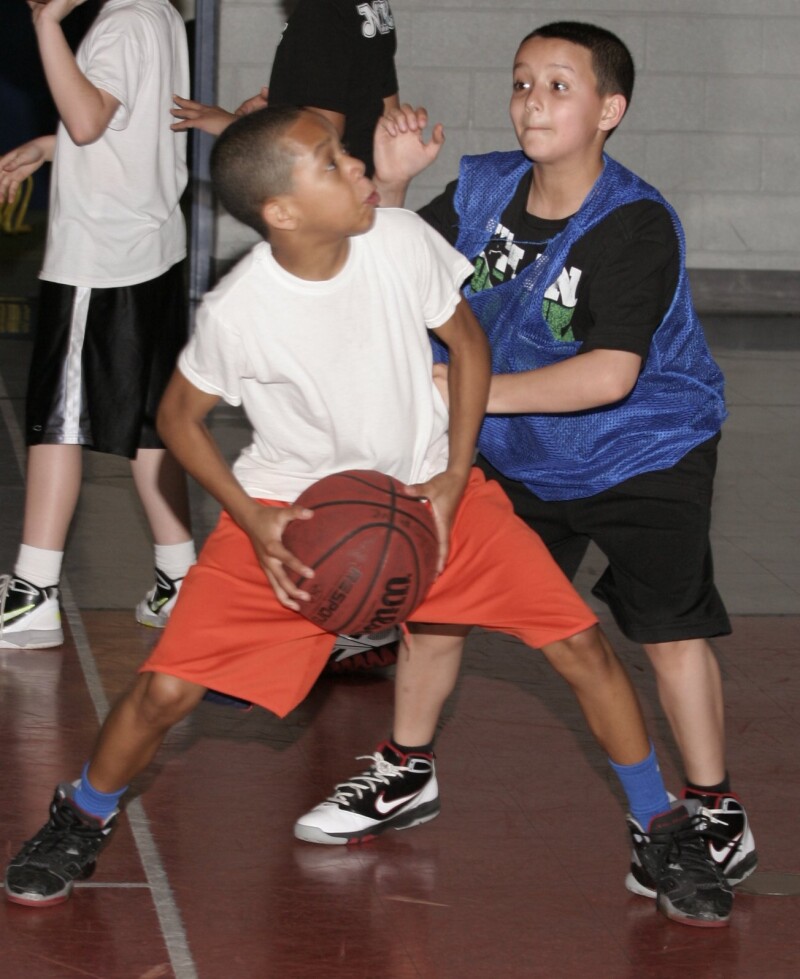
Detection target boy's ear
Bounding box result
[262,194,298,233]
[599,94,627,133]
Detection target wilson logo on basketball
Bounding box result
[283,470,438,634]
[316,566,363,625]
[363,575,412,632]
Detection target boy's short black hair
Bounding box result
[210,105,305,238]
[523,21,635,109]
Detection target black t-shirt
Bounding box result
[418,170,680,358]
[268,0,398,176]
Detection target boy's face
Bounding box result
[509,36,622,165]
[281,112,379,239]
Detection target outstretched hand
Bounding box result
[0,139,50,204]
[170,96,236,135]
[234,86,269,116]
[373,103,445,200]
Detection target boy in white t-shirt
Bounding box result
[4,107,731,927]
[0,0,196,649]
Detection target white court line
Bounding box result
[0,370,199,979]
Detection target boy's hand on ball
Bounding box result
[405,470,466,574]
[241,504,315,610]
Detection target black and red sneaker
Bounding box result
[625,800,733,927]
[5,783,117,907]
[680,787,758,886]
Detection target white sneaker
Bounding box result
[135,568,184,628]
[0,574,63,649]
[294,741,439,845]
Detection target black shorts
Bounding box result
[478,435,731,644]
[25,262,187,458]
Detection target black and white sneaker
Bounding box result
[626,799,733,927]
[0,574,63,649]
[681,788,758,886]
[294,741,439,845]
[325,627,401,674]
[135,567,184,628]
[5,783,117,907]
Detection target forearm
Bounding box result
[157,413,262,531]
[32,135,57,162]
[487,349,642,414]
[34,18,116,145]
[444,335,491,478]
[374,177,410,208]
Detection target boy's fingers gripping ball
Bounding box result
[282,470,438,635]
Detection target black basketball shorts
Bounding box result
[25,262,187,458]
[478,435,731,644]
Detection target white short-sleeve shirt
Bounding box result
[41,0,189,287]
[179,209,474,502]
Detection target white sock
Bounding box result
[153,540,196,581]
[15,544,63,589]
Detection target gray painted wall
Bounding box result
[207,0,800,307]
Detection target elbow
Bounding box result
[65,122,106,147]
[590,351,642,406]
[601,374,638,405]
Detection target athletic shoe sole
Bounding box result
[294,798,440,845]
[5,879,75,908]
[0,627,64,649]
[135,605,170,628]
[626,845,759,897]
[657,892,730,928]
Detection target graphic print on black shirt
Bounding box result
[466,174,579,341]
[418,171,680,358]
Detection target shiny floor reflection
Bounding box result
[1,321,799,976]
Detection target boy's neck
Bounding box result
[269,237,351,281]
[526,157,604,221]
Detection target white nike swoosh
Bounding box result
[708,834,742,863]
[374,790,421,815]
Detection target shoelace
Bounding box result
[696,805,743,853]
[23,804,106,861]
[326,753,409,805]
[661,812,729,884]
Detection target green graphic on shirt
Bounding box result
[542,298,576,341]
[470,257,491,293]
[471,255,508,293]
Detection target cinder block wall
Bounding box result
[210,0,800,310]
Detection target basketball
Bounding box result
[283,470,439,635]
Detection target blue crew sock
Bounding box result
[72,763,128,821]
[609,743,671,829]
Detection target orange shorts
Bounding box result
[142,469,597,717]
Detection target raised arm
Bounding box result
[373,104,445,207]
[30,0,120,145]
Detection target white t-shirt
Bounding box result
[41,0,189,288]
[179,209,474,502]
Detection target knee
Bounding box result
[136,672,204,727]
[643,638,717,679]
[541,626,615,683]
